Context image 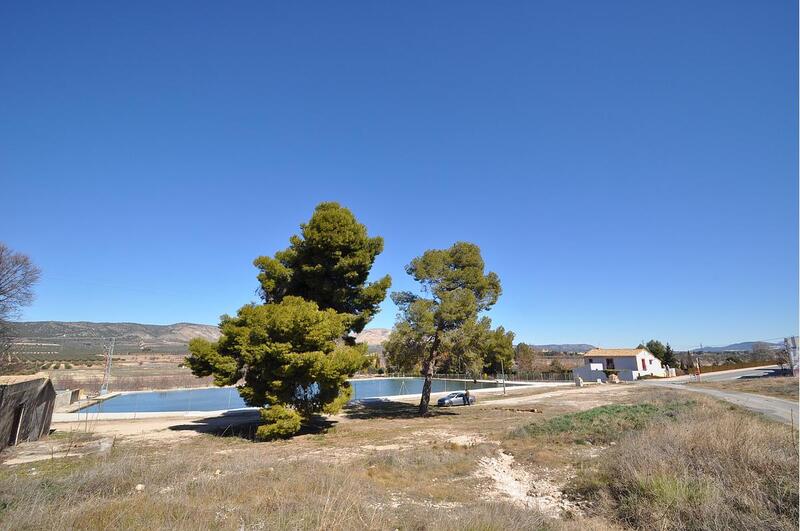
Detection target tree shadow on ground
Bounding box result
[167,409,337,441]
[343,398,458,420]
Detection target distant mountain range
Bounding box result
[689,341,784,353]
[8,321,221,343]
[8,321,784,354]
[7,321,390,348]
[532,344,596,353]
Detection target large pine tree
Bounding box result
[186,203,390,439]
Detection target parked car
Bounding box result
[437,391,476,407]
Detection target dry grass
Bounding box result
[1,385,795,530]
[692,375,798,401]
[0,436,557,530]
[571,397,799,530]
[0,441,383,529]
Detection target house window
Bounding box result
[641,358,647,370]
[606,358,615,369]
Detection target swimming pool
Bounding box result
[78,378,516,413]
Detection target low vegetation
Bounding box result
[567,398,798,530]
[511,401,694,444]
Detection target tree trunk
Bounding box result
[418,333,441,415]
[418,357,434,415]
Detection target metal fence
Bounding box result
[379,371,573,382]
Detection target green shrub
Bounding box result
[512,401,694,444]
[255,405,302,441]
[64,363,73,369]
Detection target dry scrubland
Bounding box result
[0,387,797,530]
[691,375,799,401]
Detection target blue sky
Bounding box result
[2,1,797,350]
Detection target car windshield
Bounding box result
[448,393,462,398]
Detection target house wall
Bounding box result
[573,367,607,382]
[0,378,56,451]
[583,351,667,379]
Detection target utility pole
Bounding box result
[100,337,115,395]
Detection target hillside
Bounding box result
[354,328,391,346]
[7,321,392,353]
[690,341,784,353]
[8,321,221,343]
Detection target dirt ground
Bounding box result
[1,381,795,530]
[27,383,636,520]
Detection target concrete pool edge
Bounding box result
[52,382,569,422]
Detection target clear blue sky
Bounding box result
[2,1,797,350]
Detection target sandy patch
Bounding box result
[476,449,580,518]
[2,436,114,465]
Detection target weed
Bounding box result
[511,401,695,444]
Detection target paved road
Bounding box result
[668,365,783,383]
[642,366,799,426]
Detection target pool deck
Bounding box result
[52,381,570,422]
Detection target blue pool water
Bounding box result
[79,378,515,413]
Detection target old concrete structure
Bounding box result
[0,374,56,451]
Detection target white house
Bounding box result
[573,348,667,382]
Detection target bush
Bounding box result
[64,363,73,369]
[255,405,302,441]
[588,405,798,530]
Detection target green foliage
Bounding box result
[439,317,514,375]
[548,359,566,373]
[642,339,677,366]
[385,242,507,413]
[255,405,303,440]
[186,296,367,415]
[513,401,695,444]
[645,339,666,361]
[663,343,676,367]
[187,203,387,437]
[253,202,391,335]
[514,343,536,373]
